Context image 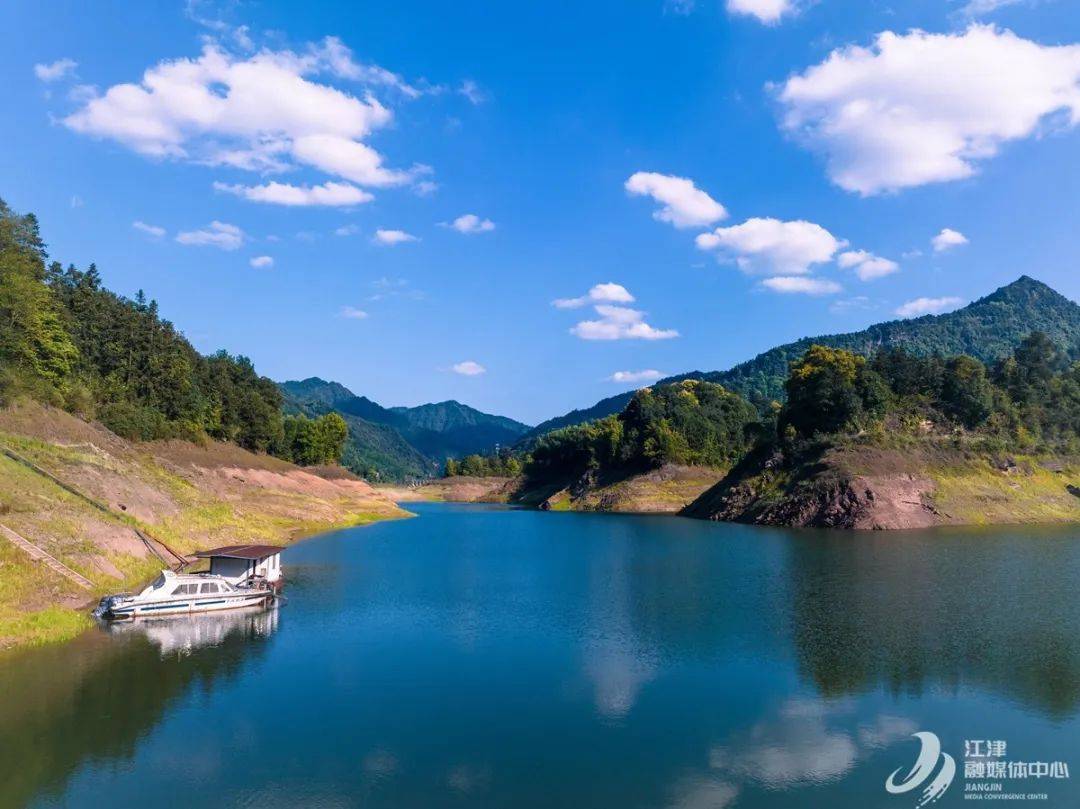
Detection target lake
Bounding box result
[3,503,1080,808]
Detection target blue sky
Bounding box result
[3,0,1080,424]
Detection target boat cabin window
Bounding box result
[151,573,166,590]
[171,583,198,595]
[200,583,218,594]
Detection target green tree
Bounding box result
[783,346,888,436]
[315,412,348,463]
[0,199,78,397]
[940,355,994,428]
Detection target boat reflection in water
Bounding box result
[0,603,280,809]
[102,602,280,658]
[9,507,1080,809]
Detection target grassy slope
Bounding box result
[513,465,729,514]
[929,456,1080,525]
[382,466,728,514]
[835,440,1080,525]
[378,476,517,504]
[0,400,408,651]
[685,437,1080,529]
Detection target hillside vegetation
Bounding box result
[0,198,350,470]
[687,334,1080,528]
[521,276,1080,443]
[511,380,761,511]
[0,198,414,651]
[505,324,1080,524]
[281,377,531,482]
[0,400,405,651]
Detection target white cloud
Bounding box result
[625,171,727,228]
[609,369,665,384]
[67,84,97,104]
[777,25,1080,195]
[459,79,485,105]
[62,40,425,200]
[335,224,360,236]
[696,217,844,275]
[70,195,84,208]
[34,58,77,82]
[837,249,899,280]
[310,36,423,97]
[961,0,1025,15]
[340,306,369,319]
[553,282,635,309]
[290,134,414,187]
[213,180,373,206]
[727,0,795,24]
[452,360,486,376]
[132,220,166,237]
[895,296,965,317]
[570,304,679,341]
[175,220,245,250]
[367,276,423,302]
[414,180,438,196]
[373,228,418,246]
[829,295,876,314]
[249,255,274,268]
[447,214,495,234]
[761,276,842,295]
[932,228,970,252]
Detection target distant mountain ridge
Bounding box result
[521,276,1080,443]
[280,378,531,481]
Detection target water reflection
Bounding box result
[5,508,1080,809]
[0,606,278,808]
[104,604,279,657]
[787,528,1080,716]
[668,699,920,808]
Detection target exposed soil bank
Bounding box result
[684,442,1080,530]
[0,400,407,651]
[522,465,728,514]
[378,476,517,504]
[383,466,729,515]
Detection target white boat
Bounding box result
[95,570,274,620]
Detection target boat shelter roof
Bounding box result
[195,544,284,560]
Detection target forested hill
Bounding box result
[280,378,530,481]
[520,277,1080,443]
[391,400,528,437]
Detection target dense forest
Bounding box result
[0,198,345,466]
[516,332,1080,494]
[781,334,1080,453]
[523,380,762,483]
[520,275,1080,443]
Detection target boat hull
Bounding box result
[104,590,272,620]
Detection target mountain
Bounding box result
[521,277,1080,443]
[390,400,531,458]
[280,378,531,481]
[280,379,433,480]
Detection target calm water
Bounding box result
[3,504,1080,808]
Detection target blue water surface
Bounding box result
[4,503,1080,808]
